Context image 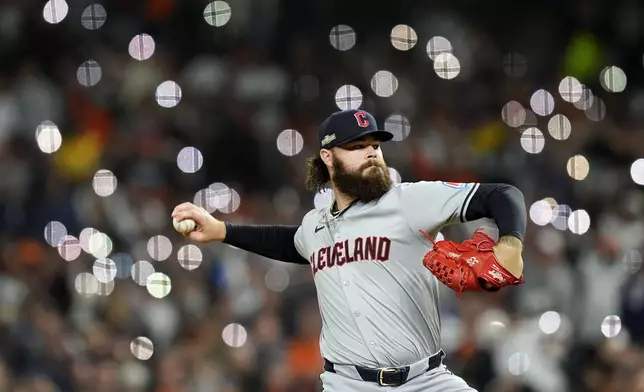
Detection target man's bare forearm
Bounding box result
[498,235,523,249]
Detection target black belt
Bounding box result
[323,349,445,387]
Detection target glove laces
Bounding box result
[419,230,470,297]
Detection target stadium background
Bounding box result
[0,0,644,391]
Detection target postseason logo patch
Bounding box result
[441,181,467,189]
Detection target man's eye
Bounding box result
[349,143,378,150]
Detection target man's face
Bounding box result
[327,135,392,202]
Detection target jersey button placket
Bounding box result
[340,273,379,356]
[333,220,379,355]
[332,217,341,240]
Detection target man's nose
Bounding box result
[365,146,377,159]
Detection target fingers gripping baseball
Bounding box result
[171,202,225,243]
[172,203,207,226]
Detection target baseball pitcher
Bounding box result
[172,109,527,391]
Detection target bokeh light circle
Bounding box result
[35,121,62,154]
[79,228,100,253]
[147,235,172,262]
[88,232,113,258]
[155,81,182,108]
[218,188,241,214]
[222,323,248,348]
[43,0,69,24]
[131,260,155,286]
[77,60,102,87]
[568,209,591,235]
[390,25,418,51]
[58,235,82,261]
[81,4,107,30]
[329,25,356,51]
[630,159,644,185]
[539,311,562,335]
[92,169,117,197]
[177,147,204,173]
[314,188,334,209]
[530,89,555,116]
[559,76,583,103]
[203,1,232,27]
[501,101,526,128]
[548,114,571,140]
[75,272,99,297]
[508,352,530,376]
[276,129,304,156]
[551,204,572,231]
[146,272,172,299]
[128,34,155,61]
[600,66,627,93]
[530,200,553,226]
[177,245,203,271]
[208,182,233,211]
[433,53,460,80]
[520,127,545,154]
[44,221,67,247]
[573,86,594,110]
[130,337,154,360]
[426,36,453,61]
[93,258,118,283]
[566,155,590,180]
[96,280,115,296]
[371,70,398,97]
[384,114,411,141]
[335,85,362,110]
[601,315,622,338]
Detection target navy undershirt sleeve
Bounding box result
[222,223,309,265]
[465,184,527,242]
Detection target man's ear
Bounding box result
[320,149,333,168]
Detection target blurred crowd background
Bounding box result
[1,0,644,391]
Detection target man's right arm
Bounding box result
[223,223,309,265]
[172,202,310,265]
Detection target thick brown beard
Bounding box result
[331,156,393,203]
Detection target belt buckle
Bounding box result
[378,367,400,387]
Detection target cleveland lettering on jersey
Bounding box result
[309,236,391,275]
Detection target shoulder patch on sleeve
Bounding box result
[441,181,467,189]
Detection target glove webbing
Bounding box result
[419,230,471,297]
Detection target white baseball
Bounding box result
[173,218,196,234]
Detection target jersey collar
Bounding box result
[329,199,358,218]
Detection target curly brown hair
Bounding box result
[305,154,330,193]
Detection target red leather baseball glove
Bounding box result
[420,230,525,296]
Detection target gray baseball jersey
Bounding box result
[294,180,480,369]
